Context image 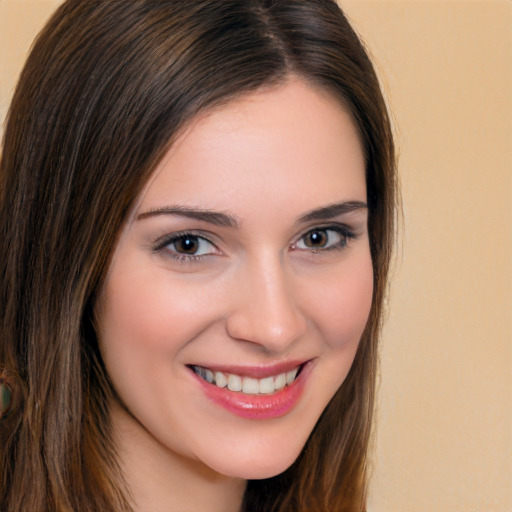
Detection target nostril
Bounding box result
[226,310,306,350]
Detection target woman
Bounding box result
[0,1,396,511]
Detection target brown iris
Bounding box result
[174,235,200,254]
[303,229,329,248]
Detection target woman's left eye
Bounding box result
[294,227,353,251]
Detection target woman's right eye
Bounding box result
[154,233,218,261]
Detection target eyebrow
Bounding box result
[297,201,368,223]
[136,206,240,228]
[136,200,367,228]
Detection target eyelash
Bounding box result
[153,225,357,263]
[292,225,357,253]
[153,231,217,262]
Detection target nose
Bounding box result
[225,253,307,353]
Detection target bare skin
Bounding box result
[112,401,246,512]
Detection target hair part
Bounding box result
[0,1,396,511]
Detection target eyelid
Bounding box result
[291,223,357,251]
[153,230,220,257]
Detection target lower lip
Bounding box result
[191,363,311,420]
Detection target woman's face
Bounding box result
[96,80,373,480]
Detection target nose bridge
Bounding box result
[226,250,307,351]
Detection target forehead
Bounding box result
[137,79,366,217]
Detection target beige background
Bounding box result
[1,1,511,511]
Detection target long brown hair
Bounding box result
[0,1,396,510]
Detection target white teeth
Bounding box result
[242,377,260,394]
[215,371,227,388]
[205,369,214,383]
[274,373,287,390]
[286,369,298,385]
[193,365,302,394]
[258,376,275,394]
[227,374,242,392]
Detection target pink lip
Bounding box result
[190,360,306,379]
[190,361,312,420]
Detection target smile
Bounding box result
[190,365,301,395]
[188,361,311,419]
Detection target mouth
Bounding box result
[187,361,311,419]
[189,363,304,396]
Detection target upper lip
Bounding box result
[187,360,311,379]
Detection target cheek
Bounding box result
[307,251,374,349]
[96,267,218,376]
[303,252,373,407]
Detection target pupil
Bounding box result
[177,236,198,254]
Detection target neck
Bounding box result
[110,402,247,512]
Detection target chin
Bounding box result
[204,441,305,481]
